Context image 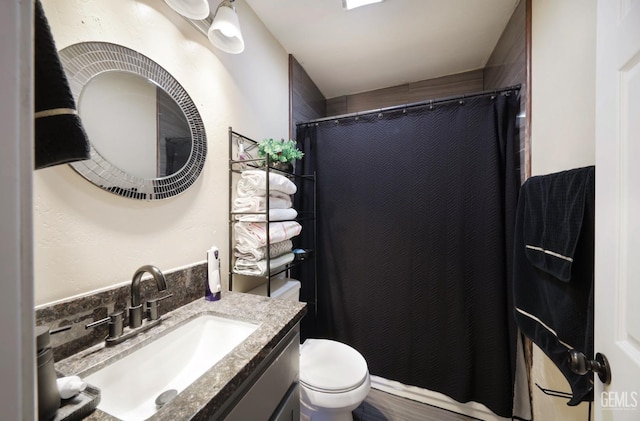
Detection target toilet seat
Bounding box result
[300,339,368,393]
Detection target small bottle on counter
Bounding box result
[205,246,221,301]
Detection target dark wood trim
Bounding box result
[288,54,294,140]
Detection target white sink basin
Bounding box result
[84,314,259,420]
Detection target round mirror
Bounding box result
[59,42,207,200]
[79,71,192,179]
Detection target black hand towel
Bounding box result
[523,167,594,282]
[513,166,595,405]
[34,0,90,170]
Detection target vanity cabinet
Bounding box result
[221,323,301,421]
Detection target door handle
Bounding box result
[568,350,611,384]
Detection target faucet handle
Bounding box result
[146,294,174,321]
[85,311,124,340]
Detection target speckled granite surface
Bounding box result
[55,291,306,420]
[36,263,207,361]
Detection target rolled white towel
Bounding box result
[235,208,298,222]
[233,252,295,276]
[234,221,302,249]
[237,170,297,197]
[235,239,293,262]
[233,193,292,212]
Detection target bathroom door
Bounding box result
[595,1,640,419]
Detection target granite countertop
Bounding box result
[55,291,306,420]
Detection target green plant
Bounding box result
[257,138,304,163]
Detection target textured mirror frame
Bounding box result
[59,42,207,200]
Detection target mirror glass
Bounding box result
[79,71,192,179]
[59,42,207,200]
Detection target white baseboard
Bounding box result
[369,375,510,421]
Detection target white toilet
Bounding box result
[249,278,371,421]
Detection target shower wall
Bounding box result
[290,55,325,138]
[484,0,528,180]
[325,69,484,115]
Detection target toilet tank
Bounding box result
[248,278,301,301]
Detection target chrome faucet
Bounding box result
[129,265,168,329]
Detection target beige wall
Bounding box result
[531,0,596,176]
[530,0,596,419]
[35,0,289,305]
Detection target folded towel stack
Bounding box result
[232,169,301,277]
[234,221,302,249]
[236,170,297,197]
[234,252,295,276]
[235,208,298,222]
[233,192,292,212]
[235,239,293,261]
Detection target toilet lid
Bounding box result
[300,339,368,392]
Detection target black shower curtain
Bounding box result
[295,91,520,418]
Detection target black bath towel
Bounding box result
[34,0,90,170]
[513,166,595,405]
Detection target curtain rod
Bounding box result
[296,84,521,126]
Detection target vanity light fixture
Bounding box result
[342,0,384,10]
[163,0,210,20]
[208,0,245,54]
